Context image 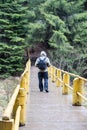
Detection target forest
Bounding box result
[0,0,87,78]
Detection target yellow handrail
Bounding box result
[77,92,87,102]
[0,59,31,130]
[14,106,21,130]
[49,65,87,106]
[65,84,73,91]
[0,61,86,130]
[61,69,87,82]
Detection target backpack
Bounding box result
[38,57,47,70]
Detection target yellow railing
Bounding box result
[48,65,87,106]
[0,62,86,130]
[0,59,31,130]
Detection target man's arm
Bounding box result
[46,57,51,67]
[35,58,39,67]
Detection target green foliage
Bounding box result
[28,22,46,44]
[0,0,29,78]
[0,0,87,77]
[49,30,68,48]
[37,0,87,75]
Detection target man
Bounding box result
[35,51,51,92]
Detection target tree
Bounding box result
[67,0,87,74]
[0,0,29,78]
[0,0,87,77]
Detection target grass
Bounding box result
[0,76,19,117]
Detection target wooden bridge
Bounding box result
[0,60,87,130]
[19,66,87,130]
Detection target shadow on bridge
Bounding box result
[19,66,87,130]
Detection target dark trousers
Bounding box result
[38,72,48,91]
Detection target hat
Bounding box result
[40,51,46,56]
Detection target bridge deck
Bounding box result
[20,67,87,130]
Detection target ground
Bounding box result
[0,76,19,117]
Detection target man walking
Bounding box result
[35,51,51,92]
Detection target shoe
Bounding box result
[45,90,49,93]
[40,90,43,92]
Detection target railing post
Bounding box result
[19,88,26,126]
[56,69,61,87]
[51,66,54,82]
[62,73,70,95]
[54,67,57,82]
[51,66,56,82]
[50,66,53,80]
[24,71,29,94]
[19,75,27,126]
[72,78,84,106]
[25,59,31,91]
[28,60,31,90]
[48,66,51,78]
[20,73,27,93]
[14,106,21,130]
[0,119,14,130]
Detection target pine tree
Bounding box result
[0,0,29,78]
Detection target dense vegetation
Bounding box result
[0,0,87,78]
[0,0,30,78]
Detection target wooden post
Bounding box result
[20,74,27,93]
[62,73,70,95]
[14,106,21,130]
[13,76,27,127]
[0,119,14,130]
[54,67,57,82]
[52,67,56,82]
[25,71,29,94]
[56,69,61,87]
[72,78,84,106]
[50,66,53,80]
[19,88,26,126]
[51,66,54,82]
[48,66,51,78]
[27,60,31,91]
[19,74,27,126]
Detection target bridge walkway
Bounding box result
[20,66,87,130]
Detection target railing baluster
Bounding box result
[62,73,70,95]
[72,78,84,106]
[56,69,61,87]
